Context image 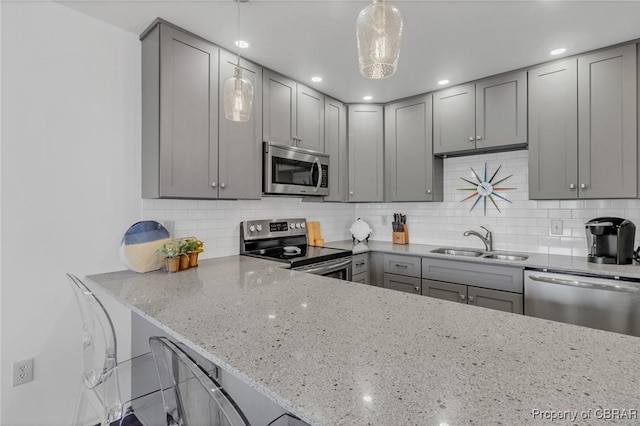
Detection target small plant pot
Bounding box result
[179,255,190,270]
[165,257,180,273]
[188,252,199,268]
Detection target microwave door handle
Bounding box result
[312,157,322,193]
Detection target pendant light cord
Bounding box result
[236,0,241,67]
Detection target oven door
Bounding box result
[293,257,352,281]
[264,142,329,196]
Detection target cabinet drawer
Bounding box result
[422,257,523,293]
[468,286,523,314]
[384,273,421,294]
[422,279,466,303]
[352,254,368,275]
[352,271,368,284]
[383,254,421,278]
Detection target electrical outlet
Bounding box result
[381,215,387,225]
[550,220,563,236]
[13,358,34,386]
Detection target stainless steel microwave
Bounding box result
[263,142,329,196]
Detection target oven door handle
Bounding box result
[296,258,352,275]
[311,157,322,193]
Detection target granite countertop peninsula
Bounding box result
[88,255,640,426]
[328,239,640,280]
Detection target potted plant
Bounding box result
[177,240,191,271]
[186,239,204,267]
[156,241,180,273]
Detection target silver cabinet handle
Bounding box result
[528,275,640,293]
[460,294,466,301]
[468,295,475,303]
[394,264,408,269]
[211,182,217,188]
[468,137,474,142]
[349,191,354,195]
[580,183,587,189]
[220,183,226,188]
[476,136,482,140]
[569,183,576,189]
[426,189,431,194]
[414,286,420,293]
[355,261,366,267]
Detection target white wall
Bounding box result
[1,2,141,424]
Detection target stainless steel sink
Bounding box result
[430,247,528,261]
[481,253,529,261]
[430,248,483,257]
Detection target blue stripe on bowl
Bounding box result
[122,221,170,245]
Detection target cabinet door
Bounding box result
[386,94,440,201]
[422,279,466,304]
[528,58,579,200]
[384,273,421,294]
[352,272,369,284]
[297,85,325,152]
[324,97,347,202]
[352,253,368,276]
[476,71,527,150]
[263,69,296,146]
[369,251,385,288]
[218,51,262,199]
[467,286,523,314]
[433,83,475,155]
[578,44,637,199]
[159,25,219,198]
[348,105,384,202]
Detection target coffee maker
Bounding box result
[585,217,636,264]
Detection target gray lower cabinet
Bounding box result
[385,94,443,202]
[218,51,262,199]
[351,253,369,284]
[433,70,527,156]
[529,43,637,200]
[422,279,523,314]
[422,257,523,314]
[263,69,324,152]
[142,22,219,199]
[369,252,385,287]
[384,274,421,294]
[324,97,348,202]
[348,105,384,202]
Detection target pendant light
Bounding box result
[356,0,403,79]
[223,0,254,122]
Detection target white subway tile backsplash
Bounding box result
[142,150,640,260]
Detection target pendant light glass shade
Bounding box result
[224,0,254,122]
[356,0,403,79]
[223,66,254,122]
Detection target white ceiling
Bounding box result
[58,0,640,103]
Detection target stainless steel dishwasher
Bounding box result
[524,270,640,337]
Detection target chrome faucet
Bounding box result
[463,226,493,251]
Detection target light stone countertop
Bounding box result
[328,239,640,280]
[88,255,640,426]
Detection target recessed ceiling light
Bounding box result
[235,40,249,49]
[550,48,566,56]
[438,79,450,85]
[311,76,322,83]
[363,95,373,101]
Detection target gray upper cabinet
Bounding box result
[218,51,263,199]
[529,44,637,200]
[433,83,475,155]
[433,71,527,156]
[385,94,443,202]
[263,69,324,152]
[577,44,637,199]
[528,58,579,199]
[142,22,219,199]
[324,97,348,202]
[475,71,527,150]
[348,104,384,202]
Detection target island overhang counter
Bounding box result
[87,255,640,425]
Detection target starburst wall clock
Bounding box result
[458,163,516,215]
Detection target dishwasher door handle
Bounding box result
[528,275,640,293]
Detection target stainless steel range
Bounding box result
[240,218,352,280]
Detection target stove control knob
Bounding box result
[256,224,262,232]
[301,223,306,229]
[289,223,295,229]
[249,225,256,233]
[295,223,301,229]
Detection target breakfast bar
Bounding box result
[88,255,640,425]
